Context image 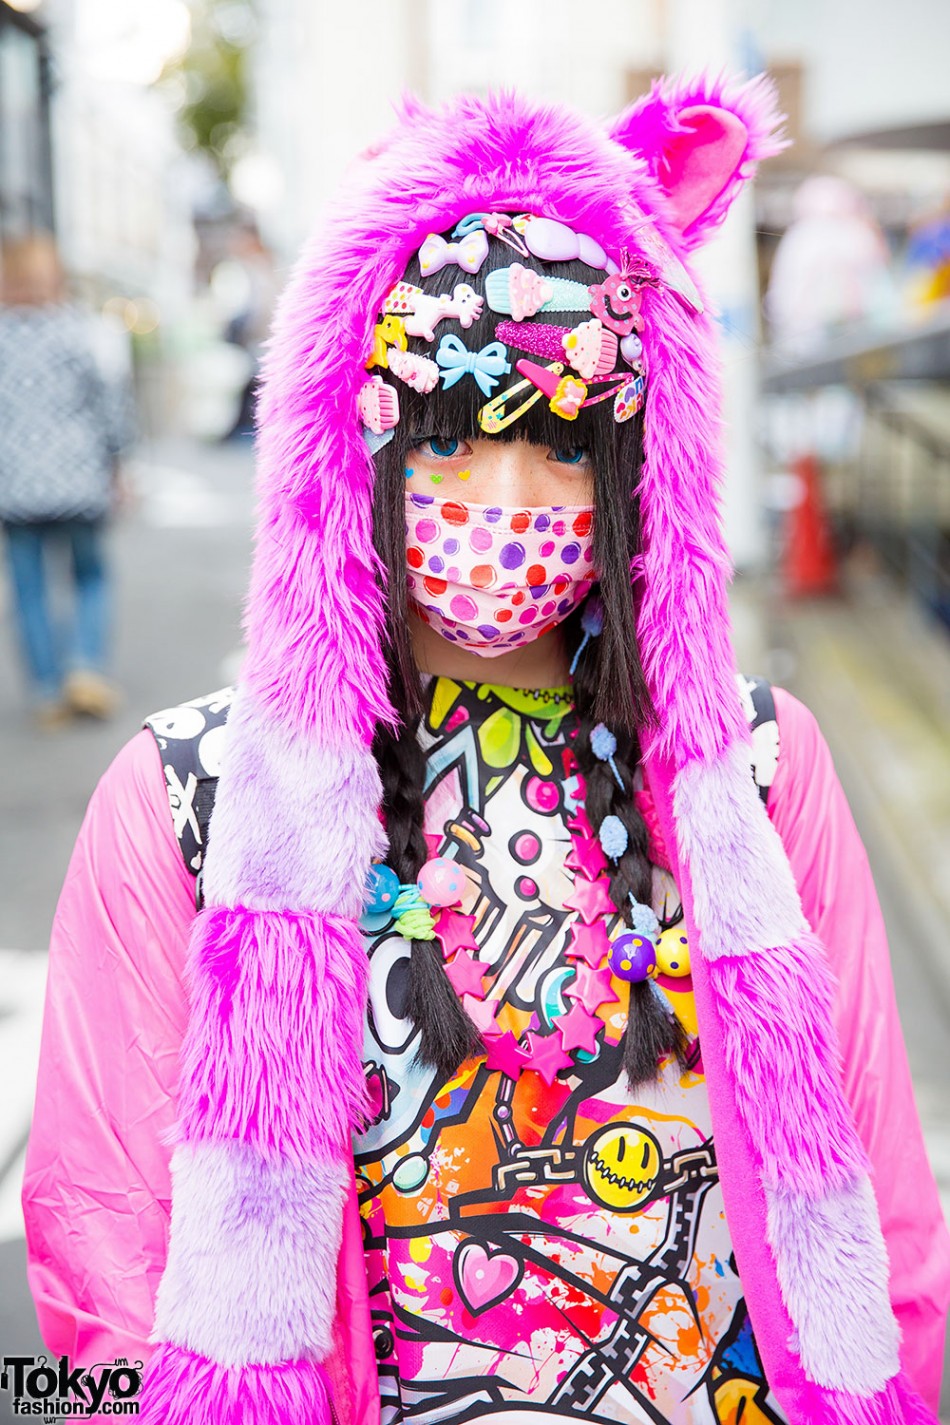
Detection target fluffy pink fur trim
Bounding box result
[174,906,370,1164]
[705,934,869,1196]
[609,71,788,248]
[139,1343,332,1425]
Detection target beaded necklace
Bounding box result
[363,695,691,1083]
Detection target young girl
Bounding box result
[23,75,950,1425]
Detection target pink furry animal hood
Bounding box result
[138,77,939,1424]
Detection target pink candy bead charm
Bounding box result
[417,856,465,908]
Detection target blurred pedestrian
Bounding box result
[0,232,133,729]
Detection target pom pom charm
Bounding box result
[417,856,465,908]
[629,897,660,938]
[599,814,629,861]
[568,594,604,674]
[608,931,657,983]
[364,863,401,914]
[590,722,626,793]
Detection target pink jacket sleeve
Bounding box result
[22,730,194,1366]
[769,686,950,1411]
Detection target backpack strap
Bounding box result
[143,687,232,909]
[735,673,780,807]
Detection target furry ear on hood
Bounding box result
[608,71,788,247]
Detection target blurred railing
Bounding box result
[761,307,950,630]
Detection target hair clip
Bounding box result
[516,358,635,420]
[436,334,511,398]
[496,317,617,380]
[383,281,484,342]
[568,595,604,674]
[477,361,565,435]
[613,374,646,423]
[366,314,407,370]
[520,216,612,272]
[620,332,645,370]
[515,359,586,419]
[485,265,592,320]
[387,346,439,393]
[588,274,646,337]
[357,375,399,434]
[451,212,530,257]
[418,229,489,277]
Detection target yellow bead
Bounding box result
[655,927,691,978]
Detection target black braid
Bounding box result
[371,449,483,1080]
[571,627,690,1089]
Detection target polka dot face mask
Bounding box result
[405,493,596,656]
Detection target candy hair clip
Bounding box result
[386,346,439,394]
[357,374,400,434]
[383,281,484,341]
[484,265,591,319]
[496,317,618,380]
[418,229,489,277]
[568,595,604,674]
[519,216,613,272]
[436,334,511,397]
[477,361,565,435]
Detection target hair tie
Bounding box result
[392,885,437,941]
[590,722,625,793]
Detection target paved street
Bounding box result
[0,441,947,1418]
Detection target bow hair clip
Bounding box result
[495,317,617,381]
[436,334,511,398]
[418,229,490,277]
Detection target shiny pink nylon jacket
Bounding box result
[22,687,950,1421]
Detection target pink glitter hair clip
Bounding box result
[495,317,618,380]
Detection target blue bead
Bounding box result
[364,863,400,914]
[608,931,657,983]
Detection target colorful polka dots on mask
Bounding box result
[405,494,596,657]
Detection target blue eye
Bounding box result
[551,447,586,465]
[428,437,461,458]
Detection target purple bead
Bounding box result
[608,932,656,983]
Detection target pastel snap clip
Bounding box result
[608,931,657,983]
[364,863,401,914]
[417,856,465,908]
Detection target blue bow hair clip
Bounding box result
[435,334,511,398]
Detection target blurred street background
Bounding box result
[0,0,949,1418]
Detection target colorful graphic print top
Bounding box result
[354,679,788,1425]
